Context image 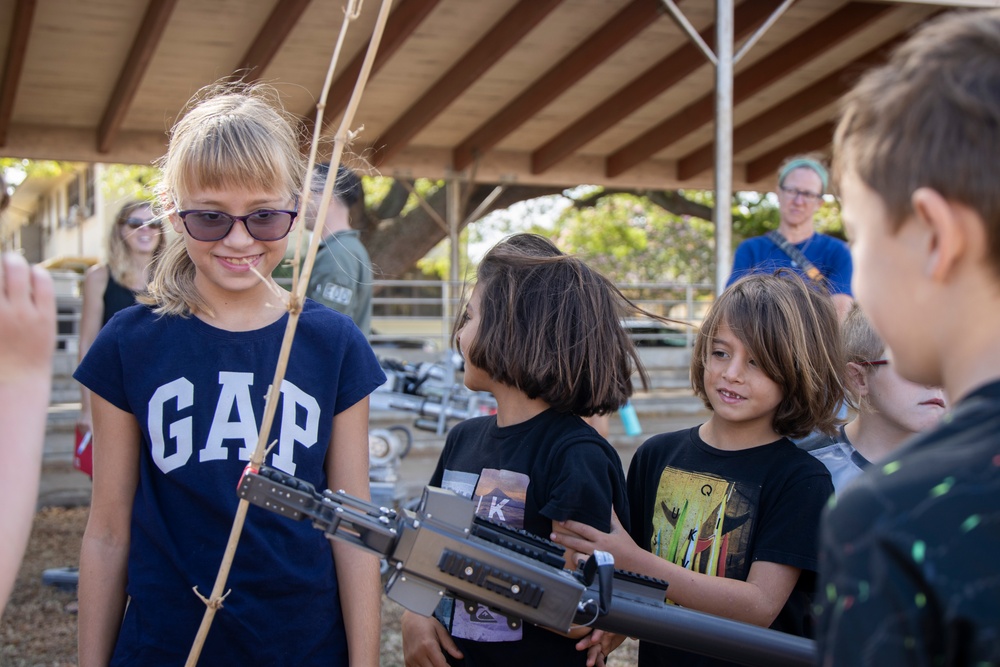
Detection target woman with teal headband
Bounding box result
[727,153,854,320]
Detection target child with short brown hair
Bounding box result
[555,272,842,667]
[402,233,647,667]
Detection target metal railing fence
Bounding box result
[51,273,712,383]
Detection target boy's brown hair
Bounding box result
[691,272,847,438]
[458,233,649,417]
[834,11,1000,261]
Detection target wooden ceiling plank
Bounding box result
[451,0,662,171]
[314,0,441,135]
[0,0,37,148]
[530,0,783,176]
[676,28,916,180]
[744,122,834,183]
[97,0,180,154]
[605,1,892,177]
[371,0,565,168]
[237,0,313,80]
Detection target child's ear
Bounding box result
[846,361,870,398]
[912,187,966,283]
[169,214,184,235]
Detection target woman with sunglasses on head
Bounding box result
[728,153,854,321]
[76,200,164,448]
[73,83,386,667]
[809,303,947,495]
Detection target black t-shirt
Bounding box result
[102,273,137,327]
[817,380,1000,666]
[627,427,834,667]
[429,409,630,667]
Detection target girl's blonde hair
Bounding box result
[144,82,304,316]
[106,200,163,289]
[691,272,847,438]
[841,302,885,413]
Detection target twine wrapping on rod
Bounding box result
[183,0,395,663]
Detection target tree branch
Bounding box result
[373,178,412,219]
[570,187,713,222]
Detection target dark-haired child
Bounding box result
[554,272,841,666]
[402,233,646,667]
[818,9,1000,665]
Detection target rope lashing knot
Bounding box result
[193,586,232,610]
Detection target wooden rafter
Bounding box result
[605,1,892,177]
[0,0,37,148]
[530,0,782,176]
[97,0,179,154]
[369,0,564,168]
[314,0,440,135]
[451,0,662,172]
[236,0,313,80]
[744,122,834,184]
[676,28,921,179]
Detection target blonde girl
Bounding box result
[77,200,164,446]
[74,84,385,667]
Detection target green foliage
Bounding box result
[363,176,393,209]
[732,191,779,241]
[545,188,845,285]
[1,159,75,202]
[549,193,716,285]
[0,158,73,182]
[813,198,845,240]
[364,176,443,217]
[101,164,160,209]
[417,227,475,281]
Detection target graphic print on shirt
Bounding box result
[147,372,320,476]
[441,467,529,642]
[650,467,756,580]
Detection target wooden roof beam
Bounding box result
[744,122,834,184]
[370,0,564,168]
[97,0,179,154]
[530,0,782,176]
[605,1,892,177]
[451,0,662,172]
[676,28,917,180]
[0,0,37,147]
[236,0,313,80]
[314,0,440,135]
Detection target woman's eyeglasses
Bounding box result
[858,359,889,366]
[177,209,297,242]
[122,218,162,229]
[778,186,823,203]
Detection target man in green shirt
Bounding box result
[280,164,372,334]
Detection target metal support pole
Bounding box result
[463,184,506,226]
[733,0,795,64]
[446,178,461,334]
[714,0,734,296]
[660,0,717,66]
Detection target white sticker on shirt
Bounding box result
[317,282,353,306]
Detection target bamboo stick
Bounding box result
[183,1,394,663]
